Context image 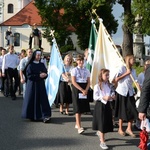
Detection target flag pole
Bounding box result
[88,10,98,34]
[92,9,140,92]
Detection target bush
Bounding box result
[60,45,74,53]
[133,63,144,93]
[133,62,144,75]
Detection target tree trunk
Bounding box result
[122,24,133,57]
[122,0,133,57]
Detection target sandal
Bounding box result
[65,112,69,115]
[118,131,126,136]
[125,130,136,138]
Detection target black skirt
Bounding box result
[59,81,72,104]
[92,101,113,133]
[72,83,90,114]
[114,92,138,121]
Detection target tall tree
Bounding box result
[79,0,135,57]
[35,0,73,48]
[117,0,135,57]
[116,0,150,56]
[35,0,118,51]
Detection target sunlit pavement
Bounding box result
[0,92,141,150]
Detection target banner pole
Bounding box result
[92,9,140,92]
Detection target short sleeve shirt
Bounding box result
[71,66,90,83]
[115,65,138,96]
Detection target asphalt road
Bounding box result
[0,93,142,150]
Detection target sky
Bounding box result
[112,3,150,46]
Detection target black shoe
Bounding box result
[11,95,16,100]
[3,92,8,97]
[43,117,51,123]
[60,111,63,115]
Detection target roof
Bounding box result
[0,1,76,32]
[1,1,42,26]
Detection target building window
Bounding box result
[8,4,13,13]
[14,33,20,46]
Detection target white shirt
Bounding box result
[71,66,90,83]
[61,65,73,82]
[115,65,137,96]
[41,57,47,68]
[137,72,145,87]
[0,55,4,69]
[93,83,113,104]
[2,52,20,73]
[19,57,30,71]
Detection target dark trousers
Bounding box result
[1,76,7,91]
[2,69,9,95]
[6,68,19,97]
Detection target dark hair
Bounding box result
[76,54,84,61]
[1,48,6,51]
[0,47,3,51]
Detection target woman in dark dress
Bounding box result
[22,50,51,123]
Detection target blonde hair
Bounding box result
[64,54,73,65]
[98,69,110,90]
[145,60,150,65]
[124,55,134,69]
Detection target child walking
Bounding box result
[114,55,140,137]
[92,69,114,149]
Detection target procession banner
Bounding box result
[45,39,64,106]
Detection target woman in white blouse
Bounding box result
[114,55,140,137]
[71,54,90,134]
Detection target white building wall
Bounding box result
[0,0,81,53]
[0,0,4,23]
[3,0,19,21]
[1,25,51,53]
[3,0,31,22]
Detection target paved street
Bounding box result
[0,93,141,150]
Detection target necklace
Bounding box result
[77,67,86,80]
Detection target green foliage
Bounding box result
[35,0,118,50]
[133,62,144,91]
[60,45,74,53]
[35,0,72,47]
[66,37,74,49]
[132,0,150,35]
[133,62,144,75]
[70,1,118,49]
